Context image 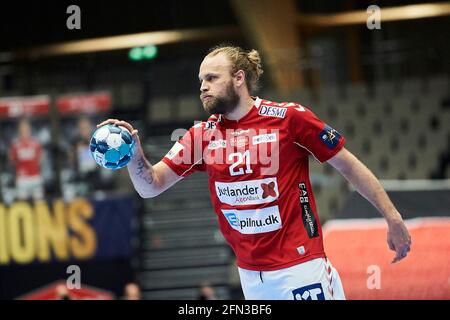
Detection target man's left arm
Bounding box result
[327,147,412,263]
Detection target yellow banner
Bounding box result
[0,198,97,265]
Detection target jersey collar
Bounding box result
[218,96,262,126]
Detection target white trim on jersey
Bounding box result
[254,97,262,109]
[293,141,321,163]
[180,158,203,177]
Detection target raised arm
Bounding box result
[97,119,182,198]
[327,147,412,263]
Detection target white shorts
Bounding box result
[238,257,346,300]
[16,176,44,200]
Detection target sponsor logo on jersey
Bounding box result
[252,133,277,145]
[297,246,306,255]
[231,129,250,136]
[222,205,282,234]
[205,121,217,130]
[230,136,249,148]
[207,139,227,150]
[261,182,277,198]
[292,283,325,300]
[258,105,287,118]
[215,178,278,206]
[298,182,319,238]
[165,142,184,160]
[319,124,342,149]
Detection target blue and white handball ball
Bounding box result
[90,124,135,170]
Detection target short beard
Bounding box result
[203,83,239,115]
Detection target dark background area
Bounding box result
[0,0,449,300]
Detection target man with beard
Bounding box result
[98,45,411,300]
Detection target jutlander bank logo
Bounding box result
[215,178,279,206]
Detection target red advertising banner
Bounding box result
[0,92,110,118]
[56,92,111,115]
[324,217,450,300]
[0,95,50,118]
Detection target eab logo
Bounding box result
[258,105,287,118]
[292,283,325,300]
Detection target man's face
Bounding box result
[125,284,141,300]
[78,118,92,139]
[198,53,239,115]
[18,121,31,138]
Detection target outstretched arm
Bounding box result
[327,147,412,263]
[97,119,182,198]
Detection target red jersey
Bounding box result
[162,97,345,271]
[9,137,42,178]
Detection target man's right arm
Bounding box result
[97,119,182,198]
[127,151,182,198]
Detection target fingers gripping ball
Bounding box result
[90,124,135,170]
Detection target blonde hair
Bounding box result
[207,45,264,94]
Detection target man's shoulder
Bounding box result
[191,114,221,131]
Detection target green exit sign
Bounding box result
[129,45,158,61]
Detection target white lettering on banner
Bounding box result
[215,178,278,205]
[222,205,282,234]
[165,142,184,160]
[208,139,227,150]
[252,133,277,145]
[258,105,287,118]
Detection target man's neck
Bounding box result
[224,96,255,121]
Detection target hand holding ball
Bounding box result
[90,124,135,170]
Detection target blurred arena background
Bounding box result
[0,0,449,300]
